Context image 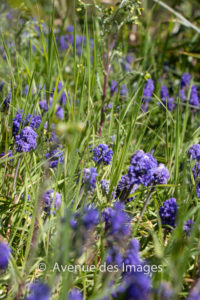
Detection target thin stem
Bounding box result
[140,187,155,219]
[13,157,21,192]
[99,38,110,136]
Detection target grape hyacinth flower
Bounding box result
[12,110,41,136]
[15,126,37,152]
[0,81,4,92]
[45,147,64,168]
[183,219,194,235]
[119,270,151,300]
[110,80,118,95]
[129,150,158,186]
[42,190,62,214]
[159,198,178,229]
[81,167,97,191]
[187,280,200,300]
[67,288,83,300]
[56,106,64,119]
[106,247,123,268]
[82,205,99,229]
[0,242,11,270]
[116,174,138,202]
[123,239,141,270]
[192,162,200,179]
[196,182,200,198]
[152,164,170,185]
[0,150,13,160]
[141,79,154,111]
[160,85,175,111]
[102,202,131,241]
[120,84,128,97]
[188,144,200,161]
[181,73,191,89]
[3,92,11,110]
[55,81,67,105]
[92,143,113,165]
[189,85,199,107]
[25,282,50,300]
[100,179,110,195]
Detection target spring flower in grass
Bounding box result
[15,126,37,152]
[120,84,128,97]
[129,150,158,186]
[42,190,61,214]
[189,85,199,107]
[141,79,154,111]
[181,73,191,89]
[12,110,23,136]
[187,280,200,300]
[110,80,118,95]
[27,114,41,129]
[56,106,64,120]
[152,164,170,185]
[0,242,11,270]
[67,288,83,300]
[70,205,99,230]
[56,81,67,105]
[160,85,175,111]
[106,247,123,268]
[82,205,99,229]
[196,182,200,198]
[45,147,64,168]
[119,270,151,300]
[39,98,53,112]
[0,150,13,160]
[192,162,200,179]
[3,92,11,110]
[155,282,174,299]
[81,167,97,190]
[116,174,138,202]
[12,111,41,136]
[92,144,113,165]
[25,282,50,300]
[102,202,131,240]
[0,81,4,92]
[183,219,194,235]
[188,144,200,160]
[100,179,110,195]
[159,198,178,228]
[180,89,186,101]
[124,54,133,72]
[123,239,141,270]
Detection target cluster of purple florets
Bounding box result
[159,198,178,228]
[103,201,131,241]
[91,143,113,165]
[141,79,155,111]
[15,126,37,152]
[116,150,170,202]
[12,110,41,136]
[70,204,99,231]
[57,25,93,57]
[25,282,51,300]
[81,167,97,191]
[140,72,199,112]
[0,242,11,270]
[159,197,194,233]
[68,288,83,300]
[188,144,200,197]
[45,147,64,168]
[160,85,175,111]
[110,80,128,97]
[42,189,62,214]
